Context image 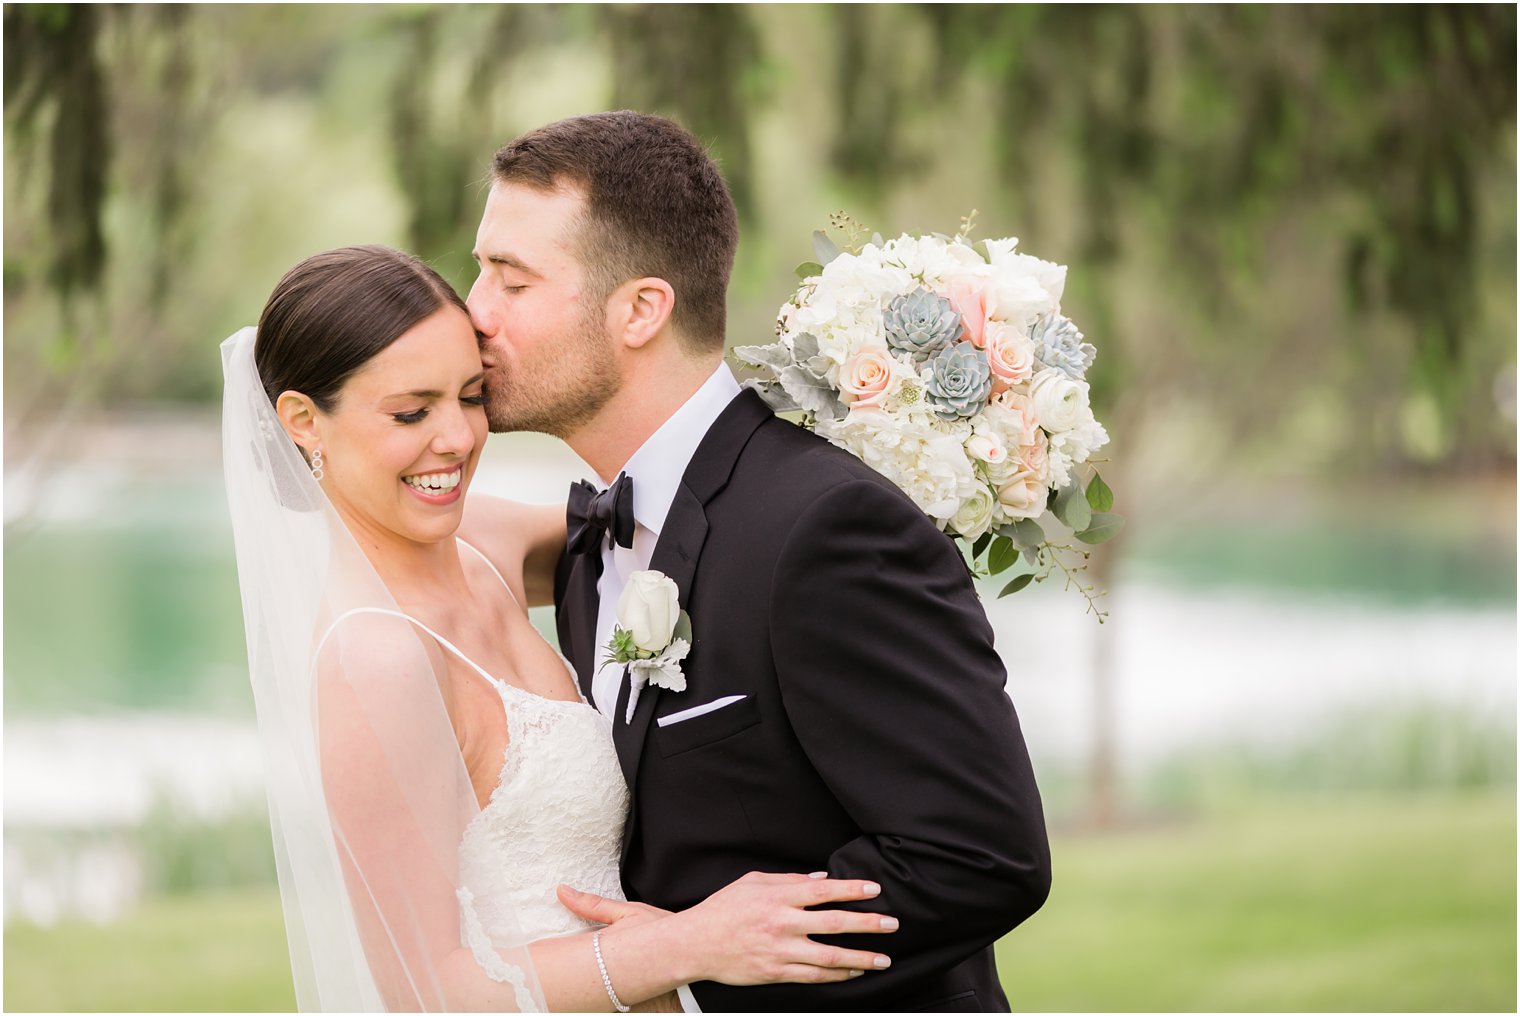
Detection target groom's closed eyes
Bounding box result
[472,249,542,279]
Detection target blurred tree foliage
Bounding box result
[4,3,1515,473]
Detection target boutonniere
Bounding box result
[600,570,692,723]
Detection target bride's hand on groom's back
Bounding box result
[562,871,897,987]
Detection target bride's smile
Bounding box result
[284,305,488,548]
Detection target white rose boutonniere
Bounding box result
[601,570,693,723]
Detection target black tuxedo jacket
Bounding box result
[554,389,1050,1012]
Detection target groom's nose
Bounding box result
[466,276,496,340]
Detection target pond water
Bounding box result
[5,416,1515,922]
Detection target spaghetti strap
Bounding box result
[457,538,520,607]
[315,607,503,690]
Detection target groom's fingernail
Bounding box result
[880,917,899,931]
[848,970,864,978]
[863,881,881,896]
[874,955,892,969]
[808,871,828,879]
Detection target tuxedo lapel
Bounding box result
[611,389,773,854]
[612,481,708,790]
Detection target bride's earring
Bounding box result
[310,448,325,482]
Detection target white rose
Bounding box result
[616,571,679,652]
[950,485,996,541]
[1029,368,1089,433]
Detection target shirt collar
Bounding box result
[619,361,740,539]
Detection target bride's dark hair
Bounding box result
[255,245,470,410]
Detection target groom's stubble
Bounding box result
[481,294,625,439]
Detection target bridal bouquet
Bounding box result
[736,214,1121,618]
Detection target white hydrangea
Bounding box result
[1046,414,1109,490]
[816,408,976,524]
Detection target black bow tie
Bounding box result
[567,472,635,556]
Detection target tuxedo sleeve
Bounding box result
[769,477,1051,983]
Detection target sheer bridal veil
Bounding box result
[221,328,544,1012]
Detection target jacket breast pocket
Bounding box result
[655,694,761,757]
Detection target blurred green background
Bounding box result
[4,4,1515,1012]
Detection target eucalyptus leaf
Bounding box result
[812,230,843,265]
[988,536,1018,575]
[672,610,693,645]
[1075,512,1125,545]
[1086,471,1114,512]
[999,572,1034,597]
[999,518,1046,549]
[795,260,824,279]
[1052,481,1092,532]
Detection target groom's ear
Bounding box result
[275,391,323,452]
[613,277,676,351]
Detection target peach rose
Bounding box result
[943,279,999,350]
[996,467,1046,520]
[995,388,1042,447]
[1019,433,1049,484]
[985,322,1036,391]
[839,346,899,409]
[966,431,1008,467]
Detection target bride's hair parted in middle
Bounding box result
[255,244,469,411]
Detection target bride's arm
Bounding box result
[317,619,894,1012]
[459,494,565,607]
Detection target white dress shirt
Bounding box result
[590,362,741,720]
[587,363,738,1014]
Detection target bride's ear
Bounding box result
[275,391,323,453]
[611,276,676,351]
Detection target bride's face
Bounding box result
[312,307,488,547]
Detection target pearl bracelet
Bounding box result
[592,929,631,1013]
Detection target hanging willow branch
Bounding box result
[604,4,763,223]
[5,4,110,300]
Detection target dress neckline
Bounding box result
[314,538,589,709]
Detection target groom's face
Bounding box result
[467,181,622,437]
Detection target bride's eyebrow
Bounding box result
[383,374,485,401]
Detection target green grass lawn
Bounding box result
[997,791,1516,1011]
[5,791,1514,1012]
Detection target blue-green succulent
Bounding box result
[1030,313,1096,379]
[884,287,964,364]
[923,342,993,419]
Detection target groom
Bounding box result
[468,111,1050,1011]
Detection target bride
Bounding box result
[222,244,896,1011]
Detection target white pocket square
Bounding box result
[656,694,747,728]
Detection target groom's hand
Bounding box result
[672,871,897,986]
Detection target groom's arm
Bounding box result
[768,475,1051,986]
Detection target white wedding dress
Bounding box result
[316,542,629,1002]
[223,327,622,1010]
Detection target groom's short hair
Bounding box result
[491,111,737,354]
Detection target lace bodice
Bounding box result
[457,673,628,943]
[317,541,627,1011]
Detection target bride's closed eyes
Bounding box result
[384,375,487,425]
[390,392,487,426]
